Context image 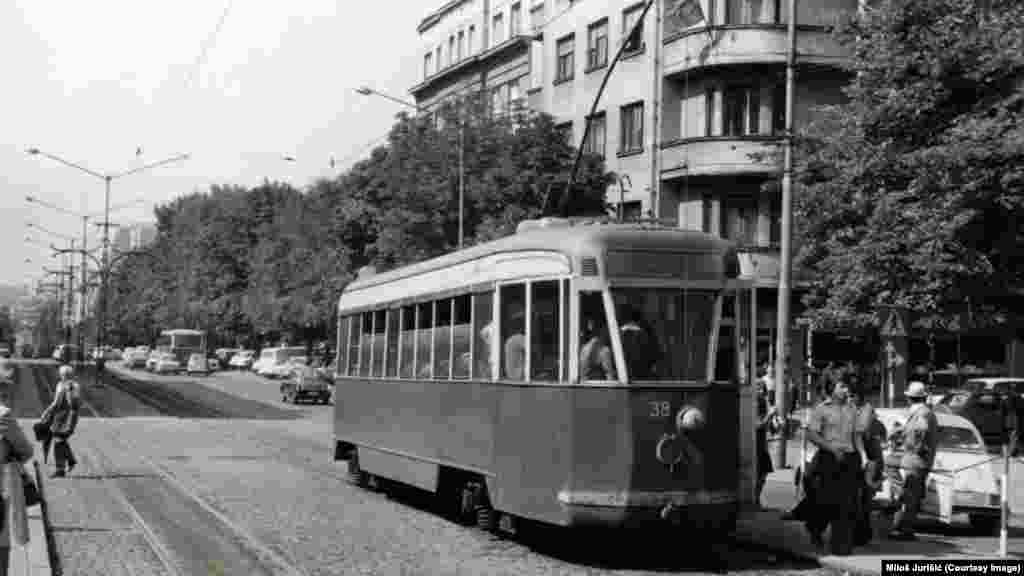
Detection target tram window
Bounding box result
[453,295,472,379]
[611,288,717,381]
[561,279,570,382]
[399,305,416,378]
[500,284,527,381]
[579,291,617,381]
[360,311,374,377]
[715,294,737,382]
[416,302,434,378]
[337,317,350,377]
[472,291,494,380]
[385,308,400,378]
[372,309,387,376]
[530,281,560,381]
[434,298,453,379]
[348,314,362,376]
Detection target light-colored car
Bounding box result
[186,353,212,375]
[255,347,307,378]
[873,408,1001,534]
[145,350,163,371]
[228,350,255,370]
[153,352,182,374]
[279,364,331,404]
[126,347,149,369]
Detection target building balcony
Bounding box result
[661,135,782,179]
[663,25,848,77]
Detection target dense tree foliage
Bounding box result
[794,0,1024,328]
[105,98,610,347]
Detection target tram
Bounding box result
[155,329,206,365]
[332,217,749,534]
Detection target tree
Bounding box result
[794,0,1024,328]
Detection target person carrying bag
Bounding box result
[40,364,80,477]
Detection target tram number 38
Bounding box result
[649,401,672,419]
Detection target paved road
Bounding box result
[14,360,844,576]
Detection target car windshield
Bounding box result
[944,393,971,409]
[938,425,985,452]
[610,288,718,381]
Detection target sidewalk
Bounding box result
[12,455,54,576]
[735,467,1023,576]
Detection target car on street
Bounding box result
[279,364,331,404]
[228,350,255,370]
[125,347,149,369]
[873,407,1001,534]
[254,347,307,379]
[214,348,239,366]
[153,352,183,374]
[932,377,1024,451]
[0,345,10,358]
[146,350,164,371]
[52,344,81,363]
[186,353,213,376]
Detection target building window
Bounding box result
[511,2,522,36]
[583,112,606,157]
[436,46,442,70]
[449,36,456,65]
[705,89,716,136]
[458,31,465,61]
[723,196,758,246]
[723,85,760,136]
[556,121,573,146]
[491,85,504,114]
[587,19,608,71]
[468,25,476,55]
[622,3,645,54]
[555,34,574,83]
[508,78,522,110]
[620,101,644,153]
[424,53,433,78]
[772,83,786,134]
[493,12,505,46]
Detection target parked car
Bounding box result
[0,345,10,358]
[279,364,331,404]
[125,347,149,369]
[214,348,239,366]
[255,347,307,378]
[933,378,1024,451]
[52,344,81,363]
[872,408,1001,534]
[153,352,182,374]
[186,353,212,375]
[315,358,337,386]
[228,350,255,370]
[145,350,163,371]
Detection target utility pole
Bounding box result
[772,0,798,468]
[79,215,89,355]
[94,217,119,352]
[649,0,663,219]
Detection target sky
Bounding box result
[2,0,438,288]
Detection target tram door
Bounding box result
[720,282,758,507]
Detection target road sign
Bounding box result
[880,309,907,338]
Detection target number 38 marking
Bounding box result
[649,401,671,418]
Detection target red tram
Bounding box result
[332,218,747,535]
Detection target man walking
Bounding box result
[889,381,938,541]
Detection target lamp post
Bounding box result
[26,148,190,353]
[355,86,466,248]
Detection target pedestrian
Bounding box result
[40,364,80,478]
[755,377,778,503]
[849,374,884,545]
[0,377,34,574]
[801,375,864,555]
[888,381,938,541]
[579,317,616,381]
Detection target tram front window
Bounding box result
[611,289,718,381]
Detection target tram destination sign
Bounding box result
[605,251,724,280]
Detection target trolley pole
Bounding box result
[772,0,797,468]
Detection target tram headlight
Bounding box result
[676,406,705,433]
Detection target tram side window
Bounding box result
[337,317,350,377]
[500,284,527,381]
[348,314,362,376]
[386,308,400,378]
[416,302,434,378]
[372,309,387,376]
[434,298,453,379]
[472,291,494,380]
[579,291,617,381]
[715,294,737,382]
[453,295,472,379]
[530,281,560,381]
[561,279,570,381]
[399,305,416,378]
[360,311,373,377]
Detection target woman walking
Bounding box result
[0,377,35,575]
[40,364,80,477]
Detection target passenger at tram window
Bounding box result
[472,291,495,380]
[530,281,560,381]
[452,295,472,380]
[501,286,527,381]
[416,302,434,378]
[618,304,658,379]
[579,316,616,381]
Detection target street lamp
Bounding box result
[26,147,190,353]
[355,86,466,248]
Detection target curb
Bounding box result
[33,459,59,576]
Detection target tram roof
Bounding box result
[343,218,734,294]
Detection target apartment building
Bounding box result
[411,0,533,113]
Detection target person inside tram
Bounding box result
[580,316,616,381]
[503,301,526,380]
[617,304,657,379]
[477,321,494,377]
[531,299,558,380]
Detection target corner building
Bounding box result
[411,0,859,367]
